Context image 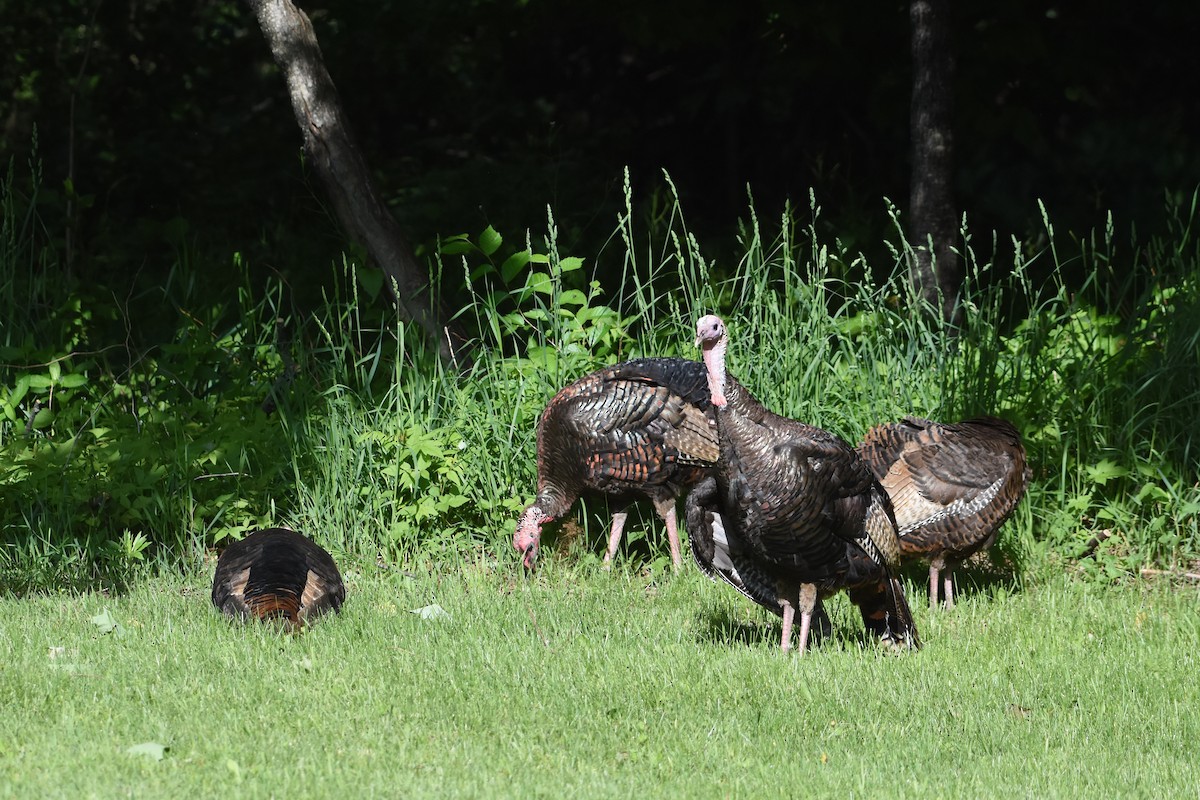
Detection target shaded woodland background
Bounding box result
[3,0,1200,328]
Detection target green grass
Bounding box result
[3,562,1198,798]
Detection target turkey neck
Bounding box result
[531,482,573,521]
[700,332,729,407]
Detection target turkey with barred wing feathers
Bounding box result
[211,527,345,631]
[689,314,918,653]
[858,415,1030,609]
[513,358,719,570]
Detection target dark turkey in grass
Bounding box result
[211,528,345,631]
[514,358,719,570]
[690,314,918,653]
[857,415,1031,609]
[686,475,834,641]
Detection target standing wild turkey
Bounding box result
[211,527,346,630]
[691,314,918,653]
[857,415,1030,609]
[686,475,833,641]
[513,358,719,570]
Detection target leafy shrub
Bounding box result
[3,157,1198,590]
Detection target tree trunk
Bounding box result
[909,0,959,323]
[246,0,466,365]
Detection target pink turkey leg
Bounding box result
[780,599,795,652]
[661,503,682,569]
[603,511,629,566]
[797,584,817,655]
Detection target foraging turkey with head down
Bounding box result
[211,527,345,631]
[857,415,1030,609]
[513,357,719,570]
[690,314,918,653]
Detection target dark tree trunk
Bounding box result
[909,0,959,323]
[246,0,467,366]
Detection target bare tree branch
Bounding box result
[246,0,469,365]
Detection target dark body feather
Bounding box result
[691,316,918,652]
[858,415,1031,608]
[513,358,719,569]
[211,528,345,630]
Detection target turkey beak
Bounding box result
[522,544,538,571]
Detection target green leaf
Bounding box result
[1086,459,1130,486]
[58,373,87,389]
[1,403,14,423]
[32,408,55,429]
[90,609,124,636]
[126,742,168,761]
[501,251,532,283]
[479,225,502,256]
[357,267,385,301]
[48,360,61,382]
[9,375,30,405]
[525,272,553,295]
[558,256,584,272]
[439,234,473,256]
[559,289,588,307]
[27,375,53,390]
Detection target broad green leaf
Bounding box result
[27,375,53,390]
[1086,459,1129,486]
[58,372,87,389]
[48,360,61,382]
[90,609,124,636]
[479,225,502,256]
[501,250,531,282]
[357,267,385,301]
[525,272,553,295]
[32,408,55,429]
[558,256,584,272]
[9,375,30,405]
[468,263,497,281]
[559,289,588,307]
[439,234,473,256]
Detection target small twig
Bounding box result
[1140,567,1200,582]
[24,398,42,437]
[444,325,459,373]
[193,472,243,481]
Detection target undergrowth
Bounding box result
[2,159,1199,591]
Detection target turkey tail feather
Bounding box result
[247,591,302,629]
[886,577,920,650]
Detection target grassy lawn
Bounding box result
[2,559,1198,798]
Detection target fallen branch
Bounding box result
[1139,567,1200,582]
[1078,528,1113,559]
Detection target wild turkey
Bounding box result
[513,358,719,570]
[857,415,1031,609]
[686,475,833,641]
[691,314,918,653]
[211,528,345,631]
